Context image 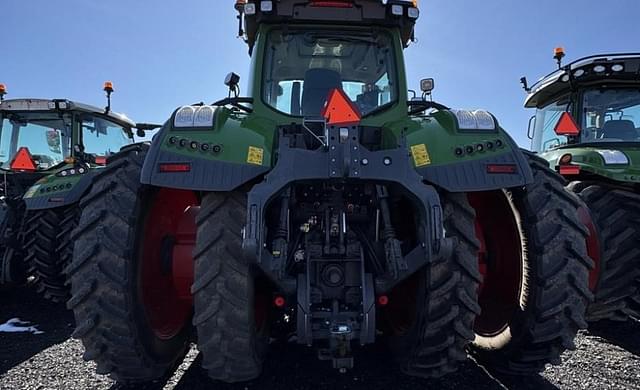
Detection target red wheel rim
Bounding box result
[139,188,198,340]
[577,206,601,291]
[468,191,523,337]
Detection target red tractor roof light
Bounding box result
[310,0,354,7]
[10,147,38,171]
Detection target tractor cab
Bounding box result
[523,51,640,182]
[0,90,135,174]
[525,51,640,151]
[234,0,419,122]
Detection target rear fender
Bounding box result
[406,110,534,192]
[141,106,274,191]
[23,170,95,211]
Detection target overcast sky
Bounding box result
[3,0,639,146]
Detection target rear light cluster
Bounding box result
[167,136,223,155]
[39,182,73,194]
[454,139,505,157]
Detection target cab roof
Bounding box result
[524,53,640,109]
[240,0,419,52]
[0,98,136,128]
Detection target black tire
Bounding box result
[0,202,27,286]
[192,192,269,383]
[470,152,592,374]
[67,144,191,384]
[387,192,481,378]
[567,183,640,321]
[24,206,79,302]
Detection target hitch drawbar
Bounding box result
[242,121,451,371]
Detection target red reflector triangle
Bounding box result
[10,147,37,171]
[554,112,580,136]
[321,89,362,126]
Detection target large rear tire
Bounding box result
[67,144,193,384]
[24,206,79,302]
[469,152,592,374]
[192,192,269,383]
[386,192,481,378]
[568,183,640,321]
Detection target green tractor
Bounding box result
[523,49,640,322]
[0,82,144,301]
[68,1,591,385]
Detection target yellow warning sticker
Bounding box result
[411,144,431,167]
[247,146,264,165]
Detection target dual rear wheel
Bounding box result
[385,152,591,376]
[69,148,591,385]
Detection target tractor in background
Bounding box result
[69,1,591,385]
[523,49,640,321]
[0,83,143,302]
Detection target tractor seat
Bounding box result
[601,120,637,140]
[302,68,342,117]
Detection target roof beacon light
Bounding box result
[554,47,566,68]
[104,81,114,114]
[0,83,6,101]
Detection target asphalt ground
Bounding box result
[1,285,639,390]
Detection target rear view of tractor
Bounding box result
[524,50,640,322]
[0,83,138,301]
[69,1,591,385]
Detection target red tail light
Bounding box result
[159,163,191,173]
[559,165,580,175]
[310,1,354,7]
[486,164,517,174]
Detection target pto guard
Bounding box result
[242,125,451,294]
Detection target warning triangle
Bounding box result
[321,89,362,126]
[10,147,37,171]
[554,112,580,136]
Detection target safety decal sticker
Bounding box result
[411,144,431,167]
[247,146,264,165]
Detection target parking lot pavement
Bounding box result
[2,286,639,390]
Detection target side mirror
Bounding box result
[554,112,580,136]
[420,78,435,94]
[225,72,241,96]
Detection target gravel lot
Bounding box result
[1,286,639,390]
